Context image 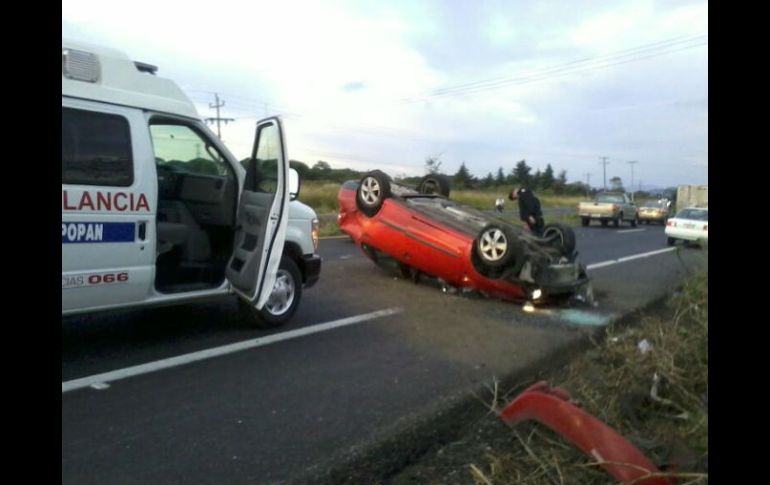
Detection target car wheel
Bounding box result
[356,170,392,217]
[417,174,451,197]
[600,220,608,227]
[581,217,590,227]
[542,223,577,257]
[475,223,524,269]
[239,256,302,328]
[667,237,676,246]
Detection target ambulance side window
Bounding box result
[61,108,133,186]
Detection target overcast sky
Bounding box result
[62,0,707,189]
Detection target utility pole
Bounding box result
[205,93,235,140]
[599,157,610,190]
[627,160,639,201]
[584,172,592,198]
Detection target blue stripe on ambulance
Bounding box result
[62,222,136,243]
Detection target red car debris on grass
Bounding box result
[337,170,592,304]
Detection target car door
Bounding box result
[226,117,289,308]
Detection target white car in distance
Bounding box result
[665,207,708,246]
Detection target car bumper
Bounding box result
[535,262,590,295]
[303,254,322,288]
[579,213,617,219]
[665,227,708,242]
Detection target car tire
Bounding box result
[239,256,302,328]
[356,170,392,217]
[542,223,577,257]
[600,220,608,227]
[474,223,524,270]
[417,174,451,197]
[581,217,590,227]
[667,237,676,246]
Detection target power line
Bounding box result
[400,34,707,104]
[413,33,706,98]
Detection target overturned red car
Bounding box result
[337,170,591,304]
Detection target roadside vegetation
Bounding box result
[389,253,708,484]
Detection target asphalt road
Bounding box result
[62,223,705,484]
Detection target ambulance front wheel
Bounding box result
[238,256,302,328]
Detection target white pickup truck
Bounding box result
[62,39,321,327]
[577,192,639,228]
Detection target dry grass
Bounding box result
[469,255,708,484]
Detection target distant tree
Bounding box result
[482,172,495,188]
[453,161,475,189]
[425,154,443,174]
[495,167,506,186]
[610,176,625,192]
[310,160,333,180]
[532,169,543,190]
[541,164,555,190]
[312,161,331,172]
[512,159,532,187]
[553,170,568,194]
[565,181,590,196]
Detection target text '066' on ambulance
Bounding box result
[62,39,321,327]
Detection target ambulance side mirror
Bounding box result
[289,168,300,201]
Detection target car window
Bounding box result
[596,194,625,203]
[641,201,665,208]
[150,123,230,177]
[676,209,708,221]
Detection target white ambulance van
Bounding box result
[62,39,321,327]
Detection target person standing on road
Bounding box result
[494,197,505,214]
[509,186,544,236]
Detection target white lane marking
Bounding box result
[617,229,646,234]
[587,247,676,270]
[62,307,403,394]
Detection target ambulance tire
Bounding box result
[239,256,302,328]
